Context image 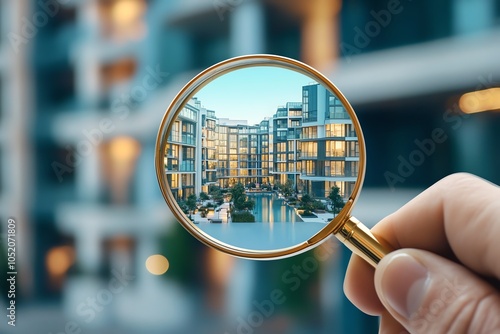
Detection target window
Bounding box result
[300,142,317,158]
[347,141,359,157]
[182,174,195,187]
[179,107,197,121]
[166,143,179,158]
[302,160,316,175]
[169,174,179,188]
[169,121,181,142]
[275,119,287,128]
[183,147,195,160]
[302,126,317,139]
[206,119,216,130]
[288,108,302,117]
[326,141,345,157]
[325,161,343,176]
[276,153,287,162]
[180,160,194,172]
[324,161,359,177]
[276,162,286,172]
[207,149,216,160]
[302,85,317,122]
[276,130,287,141]
[326,95,348,119]
[182,122,196,145]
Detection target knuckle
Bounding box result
[426,291,500,334]
[466,293,500,333]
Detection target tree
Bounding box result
[186,194,197,214]
[279,179,294,198]
[213,191,224,205]
[328,186,345,215]
[199,191,209,201]
[177,200,189,214]
[229,183,255,211]
[208,185,221,195]
[300,193,314,211]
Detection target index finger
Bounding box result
[344,172,500,315]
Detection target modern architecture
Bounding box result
[164,84,359,200]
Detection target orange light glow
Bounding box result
[46,246,75,277]
[206,248,234,285]
[108,136,141,162]
[459,88,500,114]
[111,0,146,27]
[145,254,170,275]
[111,0,146,28]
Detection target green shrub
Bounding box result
[231,211,256,222]
[301,210,316,217]
[312,201,326,210]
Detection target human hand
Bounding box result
[344,173,500,333]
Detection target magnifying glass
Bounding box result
[155,54,390,267]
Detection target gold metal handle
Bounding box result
[334,216,391,267]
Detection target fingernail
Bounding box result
[378,253,429,319]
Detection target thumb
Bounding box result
[374,249,500,334]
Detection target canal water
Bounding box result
[250,193,301,223]
[196,193,325,251]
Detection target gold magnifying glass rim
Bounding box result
[155,54,366,260]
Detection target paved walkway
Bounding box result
[296,211,335,223]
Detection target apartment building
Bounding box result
[299,83,359,198]
[164,84,358,200]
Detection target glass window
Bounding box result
[326,141,345,157]
[326,95,348,119]
[302,126,317,139]
[300,142,317,158]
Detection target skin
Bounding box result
[344,173,500,333]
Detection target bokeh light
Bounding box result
[459,88,500,114]
[45,246,75,277]
[145,254,170,275]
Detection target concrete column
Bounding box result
[229,0,265,56]
[76,149,102,202]
[301,0,341,70]
[453,0,495,35]
[74,0,101,108]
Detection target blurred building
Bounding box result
[0,0,34,296]
[0,0,499,333]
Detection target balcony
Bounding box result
[326,111,349,120]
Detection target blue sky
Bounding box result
[195,66,317,125]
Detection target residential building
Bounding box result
[164,85,358,201]
[299,84,359,198]
[271,102,303,187]
[165,102,199,201]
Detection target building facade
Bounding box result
[164,84,359,200]
[299,83,359,198]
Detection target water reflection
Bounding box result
[249,193,300,223]
[196,194,324,250]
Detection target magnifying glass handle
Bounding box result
[335,216,392,268]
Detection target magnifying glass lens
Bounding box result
[156,55,389,265]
